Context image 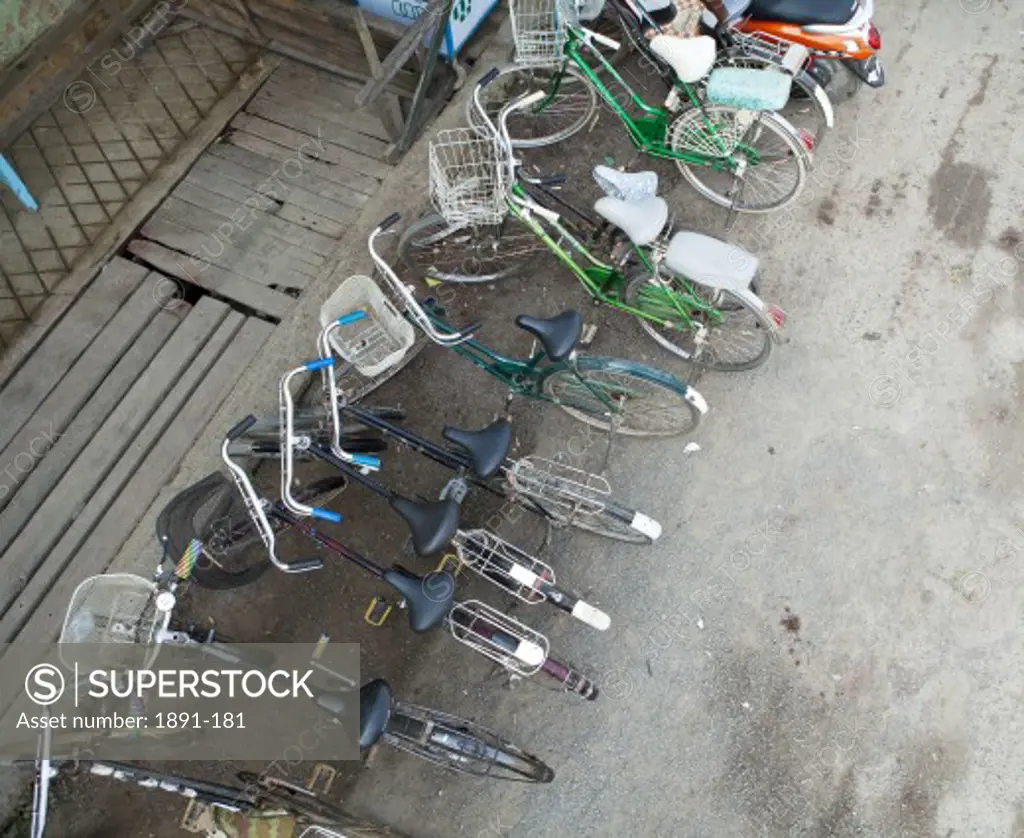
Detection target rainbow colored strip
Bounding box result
[176,538,202,579]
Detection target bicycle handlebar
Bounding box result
[378,212,401,231]
[479,66,500,87]
[226,415,256,441]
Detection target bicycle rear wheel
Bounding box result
[384,702,555,782]
[669,106,807,213]
[397,211,540,284]
[194,476,347,589]
[625,268,773,370]
[541,355,707,436]
[468,64,597,149]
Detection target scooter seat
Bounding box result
[515,311,583,362]
[593,196,668,246]
[648,34,717,83]
[748,0,856,27]
[443,420,512,479]
[706,67,791,111]
[593,165,659,202]
[664,231,758,292]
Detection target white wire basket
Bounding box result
[320,275,416,378]
[428,129,510,227]
[59,574,170,670]
[510,0,567,66]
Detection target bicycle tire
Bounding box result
[397,212,538,284]
[710,52,833,154]
[468,64,598,149]
[668,107,808,214]
[386,703,555,782]
[540,355,707,436]
[624,267,773,371]
[193,476,347,590]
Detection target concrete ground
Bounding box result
[13,0,1024,836]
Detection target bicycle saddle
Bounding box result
[442,420,512,479]
[648,34,717,83]
[515,311,583,362]
[389,496,460,555]
[664,231,758,291]
[627,0,678,27]
[383,566,456,633]
[593,196,668,246]
[156,472,235,559]
[593,165,658,202]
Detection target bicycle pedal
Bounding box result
[665,89,681,112]
[365,597,394,626]
[306,763,337,795]
[580,324,598,347]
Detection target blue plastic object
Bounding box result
[706,68,790,112]
[311,508,342,523]
[337,310,368,326]
[351,454,381,469]
[0,155,38,211]
[304,357,335,371]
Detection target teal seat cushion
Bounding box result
[705,67,790,111]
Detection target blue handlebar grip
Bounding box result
[310,508,342,523]
[305,357,335,372]
[351,454,381,469]
[336,310,368,326]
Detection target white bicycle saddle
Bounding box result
[594,196,669,246]
[648,34,717,83]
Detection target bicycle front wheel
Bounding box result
[669,106,807,213]
[625,268,773,371]
[541,356,707,436]
[468,64,597,149]
[398,212,540,284]
[385,702,555,782]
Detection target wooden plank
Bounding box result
[0,309,259,644]
[0,54,281,396]
[245,92,392,163]
[127,239,296,319]
[0,306,182,555]
[170,176,339,257]
[0,257,147,453]
[6,316,275,645]
[357,3,437,107]
[0,297,228,619]
[0,277,169,518]
[207,136,383,200]
[140,215,318,286]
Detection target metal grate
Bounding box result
[0,23,256,351]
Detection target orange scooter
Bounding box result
[712,0,884,100]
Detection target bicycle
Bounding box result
[591,0,834,153]
[401,73,783,370]
[227,411,603,699]
[474,0,810,213]
[370,216,710,434]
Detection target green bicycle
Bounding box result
[371,215,708,436]
[471,0,810,213]
[399,71,783,371]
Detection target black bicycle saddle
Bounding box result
[383,566,456,633]
[442,419,512,479]
[515,311,583,362]
[358,679,393,748]
[389,496,460,556]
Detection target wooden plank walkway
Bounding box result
[0,56,399,646]
[127,59,396,321]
